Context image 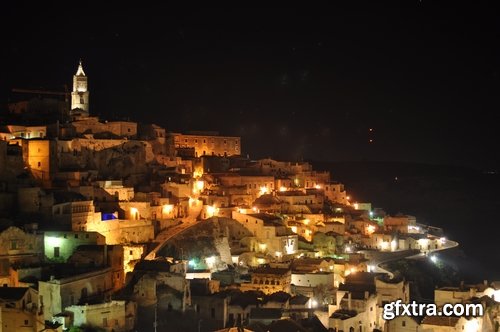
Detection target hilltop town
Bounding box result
[0,62,498,332]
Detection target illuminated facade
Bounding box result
[38,268,113,321]
[241,267,292,295]
[44,231,106,262]
[27,139,57,183]
[65,300,136,332]
[171,132,241,157]
[71,59,89,117]
[232,212,298,256]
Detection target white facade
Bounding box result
[291,272,334,288]
[66,300,136,332]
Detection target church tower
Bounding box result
[71,59,89,117]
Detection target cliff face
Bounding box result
[157,217,253,266]
[58,139,154,180]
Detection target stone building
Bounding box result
[241,266,292,295]
[324,182,348,205]
[67,245,125,291]
[65,300,136,332]
[231,212,298,257]
[38,267,114,320]
[27,139,57,184]
[71,60,89,118]
[71,117,137,138]
[170,132,241,157]
[0,286,45,332]
[43,231,105,262]
[374,275,409,306]
[0,227,43,265]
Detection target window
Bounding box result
[54,247,60,257]
[74,234,78,239]
[85,234,89,239]
[37,162,41,167]
[80,97,84,104]
[402,321,406,327]
[24,320,29,326]
[130,250,133,255]
[103,318,108,327]
[211,308,215,318]
[10,241,17,250]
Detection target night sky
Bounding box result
[2,4,499,170]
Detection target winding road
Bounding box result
[361,238,459,278]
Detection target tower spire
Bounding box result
[71,59,89,118]
[76,59,86,76]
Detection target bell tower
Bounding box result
[71,59,89,117]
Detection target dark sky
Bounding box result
[2,4,499,170]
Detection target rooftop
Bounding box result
[0,287,29,301]
[229,290,263,309]
[289,294,310,305]
[251,266,290,276]
[250,307,283,319]
[330,309,358,320]
[264,291,291,304]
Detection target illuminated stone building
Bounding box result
[0,125,47,140]
[43,231,105,262]
[38,267,113,321]
[27,139,57,184]
[241,266,292,295]
[65,300,136,332]
[0,226,43,264]
[71,60,89,118]
[70,117,137,138]
[68,245,125,291]
[0,287,44,332]
[231,212,298,257]
[170,132,241,157]
[324,182,348,205]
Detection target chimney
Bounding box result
[347,292,352,310]
[364,291,369,299]
[483,280,488,287]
